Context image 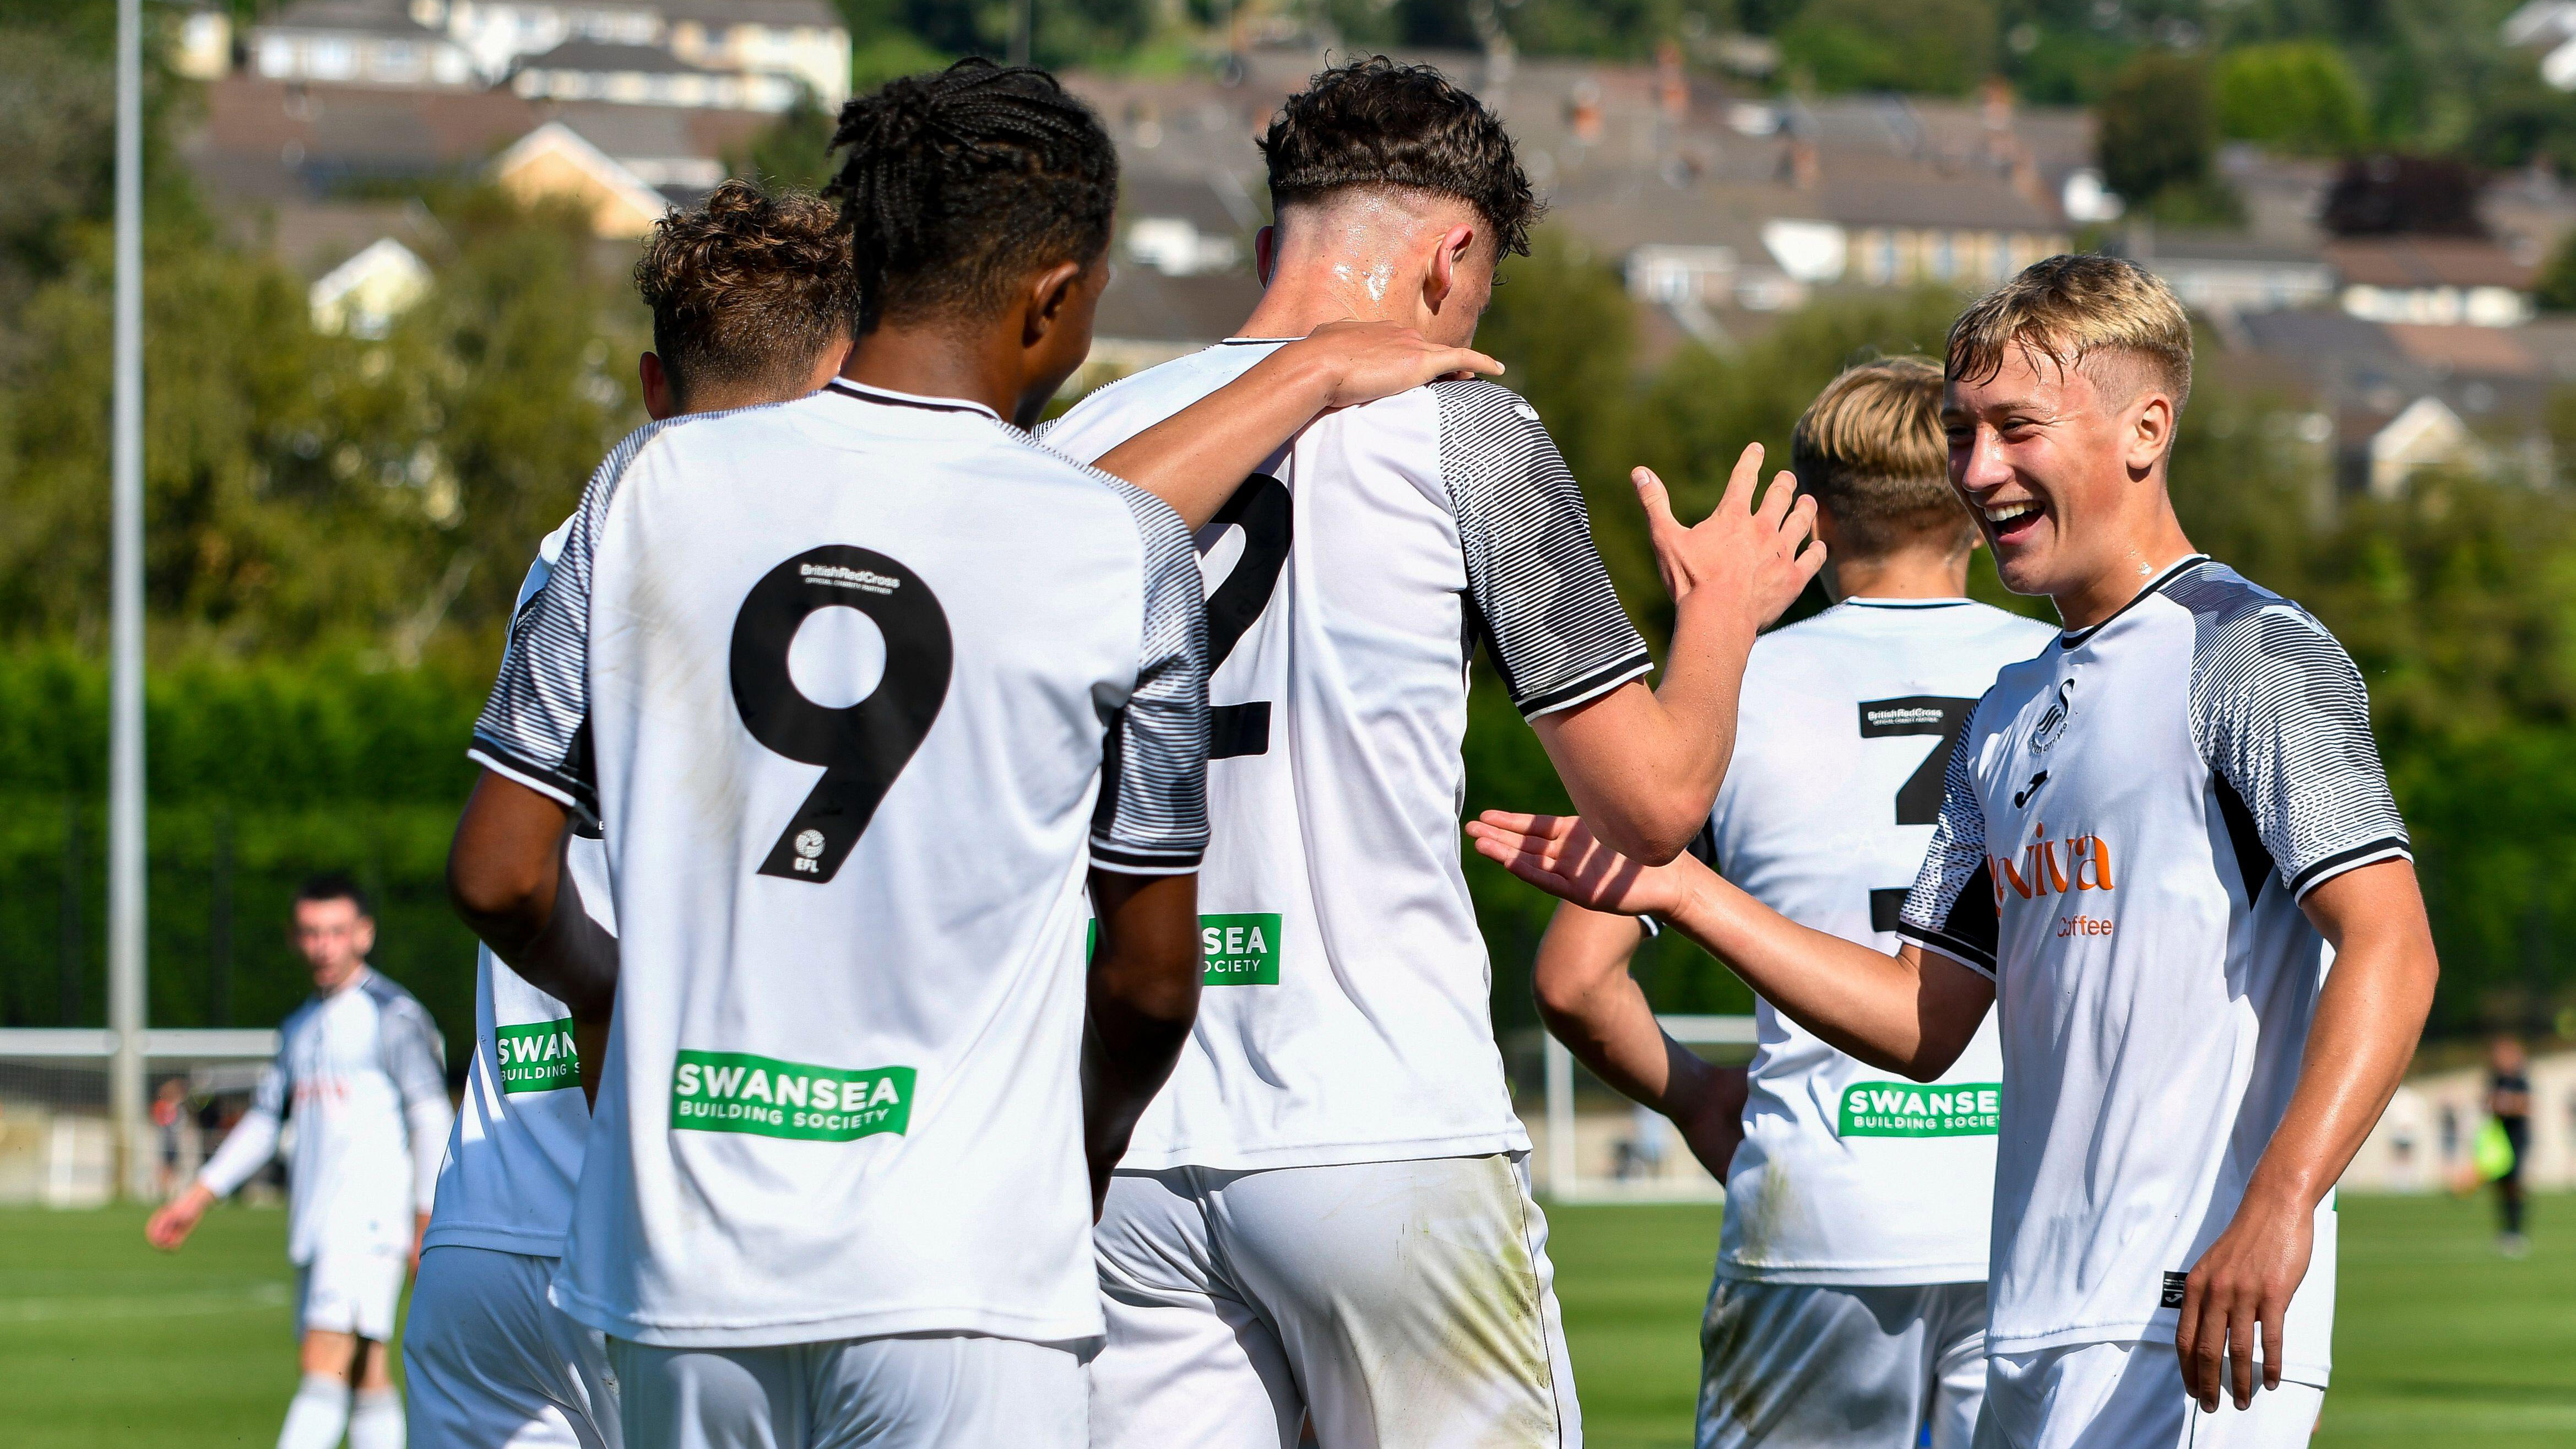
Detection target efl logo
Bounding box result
[670,1050,914,1142]
[1991,823,2116,903]
[495,1018,578,1095]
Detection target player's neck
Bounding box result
[1825,547,1971,604]
[2049,494,2198,631]
[839,323,1022,421]
[1238,255,1423,338]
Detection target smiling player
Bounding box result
[1472,256,2439,1449]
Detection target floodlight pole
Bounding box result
[108,0,149,1202]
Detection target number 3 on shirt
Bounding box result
[729,545,953,885]
[1201,473,1292,759]
[1858,695,1976,931]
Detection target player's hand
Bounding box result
[411,1212,430,1275]
[144,1183,213,1251]
[1671,1064,1749,1182]
[1466,812,1699,919]
[2174,1188,2314,1412]
[1286,319,1502,412]
[1634,447,1823,628]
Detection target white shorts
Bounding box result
[1091,1152,1581,1449]
[608,1334,1084,1449]
[294,1246,406,1343]
[1699,1278,1986,1449]
[404,1245,621,1449]
[1973,1340,2325,1449]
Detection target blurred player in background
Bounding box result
[2487,1035,2532,1256]
[403,178,858,1449]
[1472,256,2439,1449]
[1044,56,1820,1448]
[446,61,1496,1449]
[149,874,452,1449]
[1531,358,2054,1449]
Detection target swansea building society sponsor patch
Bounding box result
[1839,1082,2002,1137]
[670,1050,914,1142]
[1089,912,1283,986]
[495,1018,579,1094]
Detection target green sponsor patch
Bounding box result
[495,1018,579,1095]
[1088,912,1284,986]
[1839,1082,2001,1138]
[1197,913,1281,985]
[670,1050,913,1142]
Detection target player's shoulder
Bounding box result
[2164,559,2353,677]
[355,970,431,1020]
[1428,377,1545,434]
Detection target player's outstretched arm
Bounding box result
[1082,869,1204,1218]
[448,771,620,1034]
[1469,811,1992,1079]
[2175,858,2436,1414]
[1530,448,1823,863]
[1532,902,1747,1178]
[1093,320,1500,531]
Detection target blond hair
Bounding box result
[1790,355,1972,559]
[1945,253,2192,412]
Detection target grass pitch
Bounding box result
[2,1193,2567,1446]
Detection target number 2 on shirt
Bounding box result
[1858,695,1977,931]
[1201,473,1292,759]
[729,545,954,885]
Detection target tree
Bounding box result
[2095,51,2232,223]
[1780,0,1999,95]
[2214,42,2369,155]
[2319,153,2485,236]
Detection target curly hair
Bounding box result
[634,180,856,409]
[1260,56,1541,259]
[825,59,1118,337]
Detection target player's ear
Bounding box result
[353,915,376,958]
[1425,223,1476,315]
[640,352,676,422]
[2127,390,2174,477]
[1254,224,1277,285]
[1023,258,1091,348]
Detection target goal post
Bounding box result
[0,1028,279,1207]
[1539,1014,1757,1204]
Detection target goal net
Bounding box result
[1536,1014,1756,1204]
[0,1029,278,1206]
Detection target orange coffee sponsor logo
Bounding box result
[1991,820,2116,903]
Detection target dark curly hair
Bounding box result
[1260,56,1540,259]
[634,180,855,409]
[825,59,1118,336]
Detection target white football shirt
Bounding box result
[427,519,611,1260]
[197,969,452,1264]
[1699,598,2054,1285]
[470,381,1211,1349]
[1897,556,2410,1382]
[1044,342,1652,1171]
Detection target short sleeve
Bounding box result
[1434,382,1653,718]
[1895,723,1999,977]
[1090,481,1212,874]
[2192,605,2410,900]
[374,992,449,1109]
[468,421,676,816]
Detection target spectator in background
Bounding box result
[146,873,452,1449]
[2489,1036,2532,1257]
[151,1076,192,1197]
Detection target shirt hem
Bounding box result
[1891,924,1997,978]
[466,744,591,815]
[2288,839,2411,900]
[1987,1319,2330,1385]
[1716,1258,1991,1288]
[1114,1127,1532,1174]
[423,1224,567,1257]
[550,1282,1103,1351]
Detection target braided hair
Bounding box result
[825,59,1119,337]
